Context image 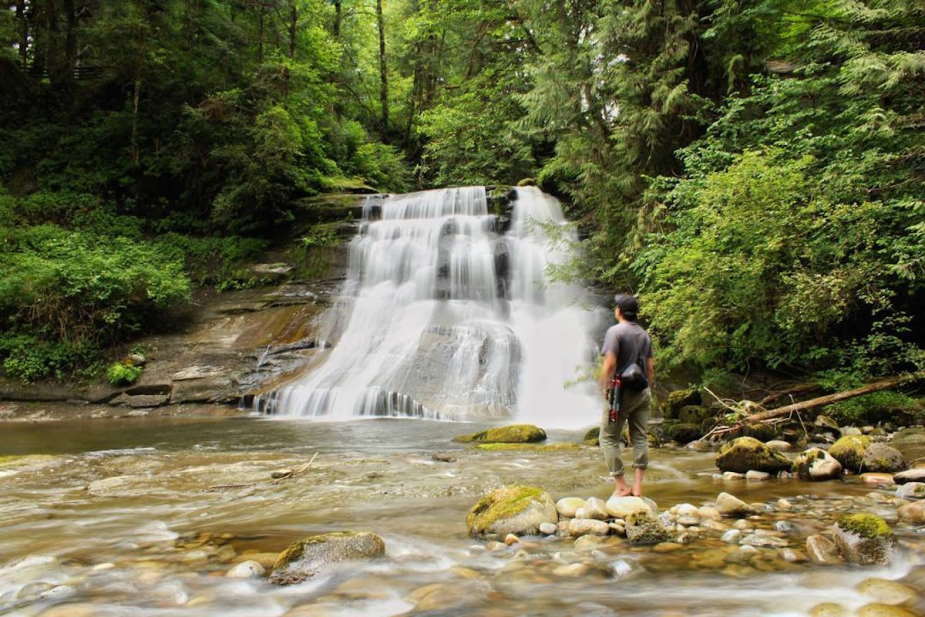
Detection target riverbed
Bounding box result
[1,415,923,617]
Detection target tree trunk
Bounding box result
[289,0,297,58]
[333,0,341,38]
[16,0,28,68]
[63,0,77,81]
[743,372,925,424]
[376,0,389,139]
[257,5,265,63]
[131,78,141,164]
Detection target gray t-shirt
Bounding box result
[601,321,652,375]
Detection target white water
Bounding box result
[257,186,603,427]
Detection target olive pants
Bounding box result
[600,387,651,477]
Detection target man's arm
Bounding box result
[599,351,617,392]
[646,356,655,389]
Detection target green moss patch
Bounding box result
[837,513,893,539]
[453,424,547,444]
[466,485,546,535]
[475,442,581,452]
[829,435,872,472]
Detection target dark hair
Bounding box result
[613,293,639,321]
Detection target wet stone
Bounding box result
[856,577,918,605]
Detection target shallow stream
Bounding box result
[1,416,923,617]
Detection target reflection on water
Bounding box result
[0,417,922,617]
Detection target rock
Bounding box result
[432,453,457,463]
[766,440,792,452]
[271,469,294,479]
[897,500,925,524]
[226,560,265,579]
[809,603,849,617]
[581,497,609,520]
[715,437,791,474]
[504,533,520,545]
[233,552,278,569]
[583,427,600,445]
[407,581,489,612]
[741,533,787,548]
[573,535,609,552]
[834,514,894,565]
[664,422,702,445]
[605,496,657,519]
[38,604,100,617]
[829,435,872,472]
[269,531,386,585]
[721,529,742,544]
[539,522,558,535]
[86,475,145,497]
[856,577,918,605]
[653,542,683,552]
[466,485,557,536]
[678,405,711,424]
[896,482,925,500]
[687,440,713,452]
[862,444,906,473]
[780,549,808,563]
[556,497,587,518]
[793,448,843,481]
[552,563,590,577]
[774,520,796,533]
[715,492,754,517]
[894,468,925,484]
[698,505,721,520]
[841,426,863,436]
[861,473,895,486]
[453,424,546,443]
[806,535,843,565]
[722,471,745,480]
[625,515,671,546]
[250,263,294,279]
[665,387,701,415]
[568,518,611,537]
[815,415,840,431]
[745,470,770,481]
[856,604,918,617]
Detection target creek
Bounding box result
[1,416,923,617]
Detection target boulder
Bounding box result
[226,560,265,579]
[766,440,792,452]
[625,514,671,546]
[715,437,791,474]
[856,577,918,605]
[576,497,609,520]
[793,448,843,481]
[896,482,925,500]
[605,496,657,519]
[834,514,894,565]
[664,423,702,445]
[856,605,918,617]
[466,485,557,536]
[861,444,905,473]
[568,518,611,537]
[829,435,872,472]
[665,388,701,417]
[893,468,925,484]
[809,603,850,617]
[677,405,711,425]
[897,501,925,524]
[555,497,587,518]
[715,492,754,517]
[805,534,843,565]
[269,531,385,585]
[583,427,600,446]
[815,415,840,432]
[453,424,546,444]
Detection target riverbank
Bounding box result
[2,416,925,616]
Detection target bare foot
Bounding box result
[614,486,633,497]
[631,486,643,497]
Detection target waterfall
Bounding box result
[256,186,604,427]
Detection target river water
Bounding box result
[1,416,923,617]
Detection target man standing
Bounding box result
[598,293,655,497]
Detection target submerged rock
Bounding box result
[793,448,843,481]
[453,424,546,443]
[226,560,265,578]
[806,535,843,565]
[715,437,790,474]
[897,500,925,524]
[856,604,919,617]
[829,435,872,472]
[896,482,925,500]
[861,444,906,473]
[809,602,849,617]
[834,514,894,565]
[856,577,918,605]
[269,531,386,585]
[466,485,557,536]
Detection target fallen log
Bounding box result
[742,371,925,424]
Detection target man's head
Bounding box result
[613,293,639,322]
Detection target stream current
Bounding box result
[2,416,923,617]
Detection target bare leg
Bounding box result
[613,475,632,497]
[632,467,645,497]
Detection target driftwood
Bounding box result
[758,383,822,407]
[742,372,925,424]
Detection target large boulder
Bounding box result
[829,435,872,472]
[833,514,895,565]
[861,444,905,473]
[664,422,702,445]
[665,388,701,416]
[605,496,658,519]
[793,448,843,481]
[893,468,925,484]
[715,437,791,474]
[269,531,386,585]
[453,424,546,444]
[466,485,557,536]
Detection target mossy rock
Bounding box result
[834,514,894,565]
[793,448,843,481]
[715,437,791,474]
[584,427,600,442]
[677,405,711,425]
[269,531,385,585]
[742,423,779,442]
[453,424,547,444]
[837,514,892,539]
[829,435,872,472]
[664,422,702,445]
[860,443,905,473]
[466,485,557,537]
[664,388,701,418]
[516,178,536,186]
[475,443,581,452]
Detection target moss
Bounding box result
[474,442,581,452]
[664,422,701,444]
[665,388,701,417]
[453,424,547,444]
[837,513,893,539]
[677,405,710,424]
[0,455,23,467]
[466,485,545,535]
[715,436,791,473]
[584,427,600,442]
[829,435,872,472]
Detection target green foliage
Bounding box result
[155,233,268,287]
[823,391,922,425]
[106,361,143,386]
[0,334,100,382]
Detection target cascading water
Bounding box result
[256,186,604,427]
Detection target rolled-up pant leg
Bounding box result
[600,388,651,476]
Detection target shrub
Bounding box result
[0,334,99,382]
[106,361,142,386]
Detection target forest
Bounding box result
[0,0,923,392]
